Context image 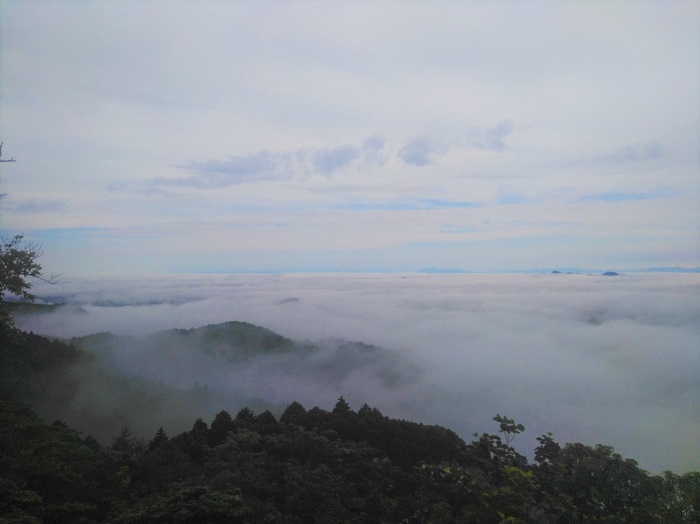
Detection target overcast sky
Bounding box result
[1,1,699,273]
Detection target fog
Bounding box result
[15,272,700,473]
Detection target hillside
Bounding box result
[2,318,422,444]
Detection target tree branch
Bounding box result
[34,273,61,285]
[0,143,16,162]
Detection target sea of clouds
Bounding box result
[15,272,700,474]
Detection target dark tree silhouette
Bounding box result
[148,427,169,451]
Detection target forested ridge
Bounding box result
[1,323,699,523]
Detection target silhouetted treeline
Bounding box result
[2,324,699,522]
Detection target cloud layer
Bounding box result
[16,272,700,474]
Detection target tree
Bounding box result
[254,410,277,427]
[280,401,307,426]
[332,396,352,416]
[1,235,45,303]
[234,407,255,424]
[209,410,234,447]
[148,427,169,451]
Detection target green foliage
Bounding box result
[2,337,698,524]
[647,471,700,522]
[493,413,525,445]
[0,400,120,522]
[545,443,663,522]
[111,483,249,523]
[0,235,43,303]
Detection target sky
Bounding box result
[15,272,700,473]
[0,0,698,273]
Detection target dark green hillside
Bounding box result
[69,321,302,363]
[153,321,300,360]
[70,332,132,362]
[0,328,87,405]
[0,327,221,443]
[3,317,423,445]
[72,331,125,348]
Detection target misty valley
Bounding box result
[2,273,699,522]
[5,314,423,444]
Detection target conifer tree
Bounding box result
[148,427,169,451]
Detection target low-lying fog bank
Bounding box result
[14,272,700,473]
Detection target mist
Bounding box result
[14,272,700,473]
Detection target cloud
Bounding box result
[497,194,532,205]
[472,119,516,152]
[310,135,388,175]
[397,136,448,166]
[419,198,480,209]
[334,198,481,212]
[598,141,666,163]
[9,199,69,214]
[163,150,298,188]
[153,134,388,188]
[15,273,700,474]
[573,190,672,203]
[360,134,387,165]
[563,140,670,169]
[312,144,361,175]
[397,121,517,166]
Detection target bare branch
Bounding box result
[0,143,16,162]
[35,273,62,285]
